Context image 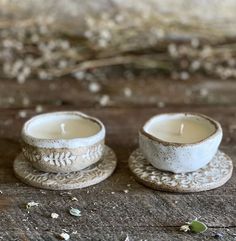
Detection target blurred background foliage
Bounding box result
[1,0,236,83]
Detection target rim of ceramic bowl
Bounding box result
[22,111,105,148]
[140,112,222,147]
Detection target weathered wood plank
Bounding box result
[0,76,236,109]
[0,180,236,227]
[0,227,236,241]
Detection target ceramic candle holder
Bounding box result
[139,113,223,173]
[21,111,105,173]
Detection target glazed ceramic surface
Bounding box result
[139,113,223,173]
[21,111,105,173]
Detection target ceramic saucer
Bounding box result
[129,148,233,193]
[14,146,117,190]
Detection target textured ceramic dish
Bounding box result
[14,145,117,190]
[129,148,233,192]
[139,113,223,173]
[21,111,105,173]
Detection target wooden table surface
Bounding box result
[0,73,235,241]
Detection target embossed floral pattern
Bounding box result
[82,144,103,162]
[22,148,41,162]
[22,147,77,167]
[129,149,233,192]
[42,152,77,166]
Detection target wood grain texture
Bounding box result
[1,75,236,109]
[0,75,235,240]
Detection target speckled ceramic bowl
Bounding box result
[139,113,223,173]
[21,111,105,173]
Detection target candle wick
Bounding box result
[60,123,66,135]
[179,123,184,135]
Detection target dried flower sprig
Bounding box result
[51,213,59,219]
[69,207,81,217]
[0,5,236,82]
[59,232,70,240]
[26,201,39,209]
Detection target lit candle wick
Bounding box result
[60,123,66,135]
[179,123,184,135]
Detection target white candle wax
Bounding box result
[145,115,216,144]
[27,116,101,139]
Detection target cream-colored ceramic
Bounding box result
[14,145,117,190]
[139,113,223,173]
[21,111,105,173]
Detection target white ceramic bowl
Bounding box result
[21,111,105,173]
[139,113,223,173]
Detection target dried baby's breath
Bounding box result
[59,232,70,240]
[22,97,30,106]
[99,95,110,106]
[18,110,27,118]
[180,224,191,232]
[180,71,190,81]
[123,87,132,97]
[124,235,130,241]
[69,207,81,217]
[157,101,165,108]
[88,82,101,93]
[7,97,15,104]
[0,2,236,83]
[26,201,39,209]
[180,220,208,234]
[200,88,209,97]
[73,71,86,80]
[51,212,59,219]
[35,105,43,113]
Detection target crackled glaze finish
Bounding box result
[140,113,223,173]
[14,146,117,190]
[22,142,104,173]
[129,148,233,193]
[21,111,106,173]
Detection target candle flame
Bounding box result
[60,123,66,135]
[180,123,184,135]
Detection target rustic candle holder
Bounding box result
[129,148,233,192]
[14,111,117,190]
[129,113,233,192]
[14,146,116,190]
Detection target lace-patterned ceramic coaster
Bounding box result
[14,146,117,190]
[129,149,233,193]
